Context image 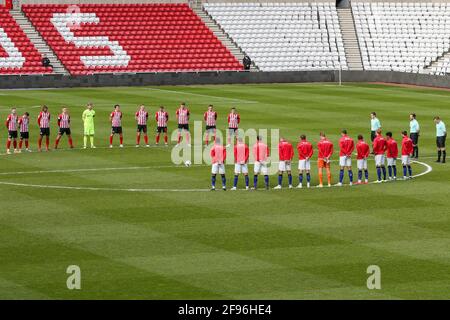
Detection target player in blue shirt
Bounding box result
[409,113,420,158]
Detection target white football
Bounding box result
[184,160,192,167]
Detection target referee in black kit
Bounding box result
[409,113,420,158]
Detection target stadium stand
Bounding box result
[203,2,348,72]
[21,3,243,75]
[0,6,51,74]
[353,1,450,73]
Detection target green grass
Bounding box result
[0,83,449,299]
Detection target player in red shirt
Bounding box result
[274,137,294,189]
[210,138,227,191]
[54,107,74,149]
[372,129,387,182]
[296,134,313,188]
[135,105,149,147]
[252,135,270,190]
[317,132,333,187]
[385,132,398,180]
[176,102,190,147]
[401,131,414,179]
[109,104,123,148]
[232,137,250,190]
[337,129,355,186]
[5,107,18,154]
[37,105,51,152]
[355,135,370,184]
[155,106,169,146]
[204,104,217,146]
[227,107,240,147]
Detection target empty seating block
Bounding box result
[22,3,243,75]
[204,2,347,72]
[353,2,450,73]
[0,7,51,75]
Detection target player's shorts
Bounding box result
[229,128,238,135]
[387,157,397,166]
[8,130,18,139]
[339,156,352,167]
[111,126,122,134]
[278,160,291,172]
[20,132,29,140]
[84,126,95,136]
[254,161,268,175]
[401,155,411,166]
[357,158,368,170]
[157,126,167,133]
[59,128,71,136]
[211,163,225,175]
[137,125,147,133]
[318,158,331,169]
[234,163,248,174]
[40,128,50,136]
[374,154,385,166]
[298,159,311,171]
[206,125,216,132]
[178,124,189,131]
[436,136,446,148]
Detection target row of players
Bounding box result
[4,103,240,153]
[209,129,419,191]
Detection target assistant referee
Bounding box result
[434,116,446,163]
[409,113,420,158]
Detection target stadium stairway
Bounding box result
[424,50,450,75]
[192,2,258,71]
[9,9,68,75]
[337,7,363,70]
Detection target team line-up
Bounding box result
[3,103,447,190]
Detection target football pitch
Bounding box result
[0,83,449,299]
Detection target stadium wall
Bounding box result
[1,71,450,89]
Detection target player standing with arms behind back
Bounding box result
[274,137,294,189]
[409,113,420,158]
[355,135,370,184]
[373,129,387,183]
[337,129,355,186]
[296,134,313,188]
[109,104,123,148]
[155,106,169,146]
[385,132,398,180]
[5,107,18,154]
[210,137,226,191]
[82,103,96,149]
[401,131,414,179]
[54,107,74,149]
[370,112,382,142]
[317,132,333,188]
[231,137,250,190]
[252,135,270,190]
[176,102,190,147]
[37,105,50,152]
[204,105,217,146]
[434,116,446,163]
[135,105,149,147]
[227,107,240,147]
[18,112,30,152]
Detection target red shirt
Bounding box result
[253,142,269,162]
[339,135,355,157]
[386,138,399,158]
[210,144,226,164]
[317,138,333,159]
[297,140,314,160]
[234,142,249,164]
[401,136,414,156]
[372,134,387,155]
[278,140,294,161]
[356,140,370,160]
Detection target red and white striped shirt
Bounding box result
[111,111,122,127]
[136,110,148,126]
[58,113,70,128]
[38,111,50,128]
[155,111,168,127]
[176,108,189,125]
[204,110,217,126]
[228,113,240,129]
[19,116,29,133]
[6,114,18,131]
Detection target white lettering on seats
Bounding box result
[0,27,25,69]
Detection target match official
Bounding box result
[434,116,446,163]
[370,112,381,142]
[409,113,420,158]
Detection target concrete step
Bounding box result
[337,8,364,71]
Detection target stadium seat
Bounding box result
[22,3,243,75]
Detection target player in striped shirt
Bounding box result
[18,112,31,152]
[176,102,190,147]
[37,105,51,152]
[227,107,240,147]
[155,106,169,146]
[135,105,149,147]
[232,137,250,190]
[204,104,217,146]
[54,107,74,149]
[109,104,123,148]
[5,107,18,154]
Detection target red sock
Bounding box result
[156,134,160,144]
[13,140,17,149]
[38,137,42,149]
[144,135,148,145]
[109,135,113,145]
[55,138,60,148]
[120,136,123,145]
[164,134,168,144]
[186,132,190,144]
[68,137,73,147]
[25,140,29,148]
[177,132,181,144]
[19,140,23,149]
[205,133,209,145]
[6,140,11,150]
[46,137,49,149]
[136,133,140,145]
